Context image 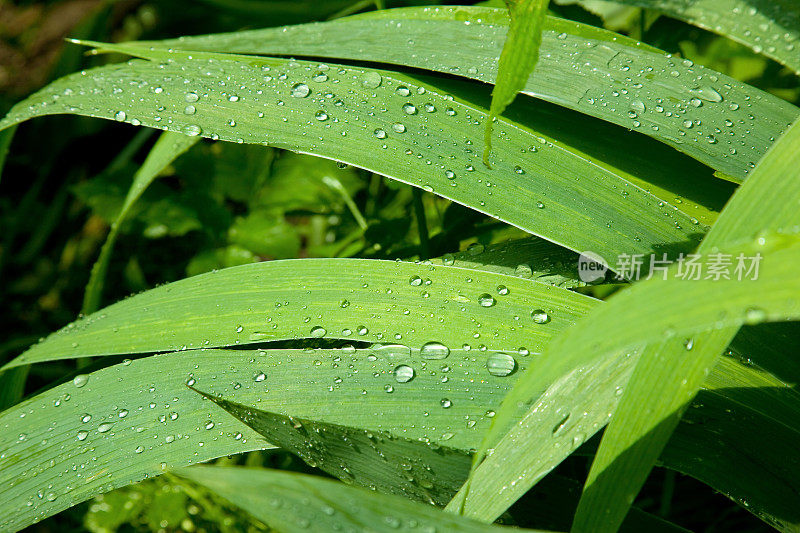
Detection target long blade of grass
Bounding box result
[0,343,535,531]
[2,258,597,370]
[122,6,799,181]
[1,334,794,529]
[0,43,704,268]
[484,0,549,166]
[175,466,546,533]
[82,131,199,314]
[571,117,800,531]
[457,234,800,525]
[192,387,472,505]
[604,0,800,74]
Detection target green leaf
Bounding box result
[192,387,471,505]
[484,0,549,166]
[124,6,799,181]
[82,132,199,314]
[0,43,705,268]
[428,237,587,289]
[0,125,15,186]
[603,0,800,74]
[0,340,538,531]
[3,258,596,369]
[570,117,800,531]
[175,466,546,533]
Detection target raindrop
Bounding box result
[531,309,551,324]
[396,86,411,97]
[185,92,199,103]
[478,294,496,307]
[310,326,327,338]
[254,372,267,382]
[315,111,329,121]
[361,71,382,89]
[184,124,202,136]
[97,423,114,433]
[486,353,517,377]
[440,398,452,409]
[392,123,406,133]
[114,111,126,122]
[393,365,415,383]
[77,431,88,441]
[409,275,423,286]
[420,342,450,360]
[73,374,89,388]
[291,83,310,98]
[497,285,509,295]
[373,128,387,139]
[689,86,723,103]
[402,103,418,115]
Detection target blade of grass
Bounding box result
[126,6,799,181]
[3,258,597,370]
[605,0,800,74]
[0,42,704,267]
[192,386,471,505]
[484,0,549,166]
[82,131,199,314]
[175,466,546,533]
[571,117,800,532]
[0,344,532,531]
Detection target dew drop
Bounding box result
[531,309,551,324]
[310,326,327,338]
[402,103,418,115]
[394,364,415,383]
[486,353,517,377]
[478,294,496,307]
[373,128,387,139]
[440,398,452,408]
[73,374,89,388]
[97,423,114,433]
[361,71,382,89]
[254,372,267,382]
[420,342,450,360]
[291,83,310,98]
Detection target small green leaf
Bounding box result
[483,0,549,166]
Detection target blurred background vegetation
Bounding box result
[1,0,797,531]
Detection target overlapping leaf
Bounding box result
[121,6,799,181]
[3,259,596,369]
[604,0,800,73]
[0,42,703,265]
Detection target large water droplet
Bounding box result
[361,72,382,89]
[531,309,551,324]
[393,364,415,383]
[420,342,450,360]
[478,294,496,307]
[291,83,310,98]
[310,326,327,338]
[486,353,517,377]
[73,374,89,388]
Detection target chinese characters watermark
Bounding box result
[578,252,762,282]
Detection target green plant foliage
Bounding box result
[484,0,549,165]
[1,1,798,532]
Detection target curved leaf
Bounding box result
[83,131,199,313]
[124,6,799,181]
[176,466,545,533]
[0,43,703,266]
[606,0,800,74]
